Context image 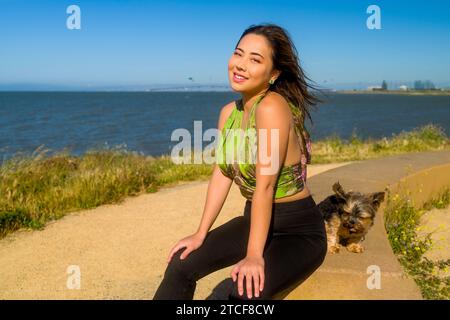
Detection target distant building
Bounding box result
[399,85,408,91]
[367,86,383,91]
[414,80,436,90]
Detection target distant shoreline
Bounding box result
[335,89,450,96]
[1,89,450,95]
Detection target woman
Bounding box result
[153,23,327,300]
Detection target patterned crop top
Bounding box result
[216,91,312,200]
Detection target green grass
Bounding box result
[0,145,213,238]
[1,123,449,239]
[312,123,449,163]
[384,186,450,300]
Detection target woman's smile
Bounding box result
[233,72,248,83]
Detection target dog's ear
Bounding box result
[369,192,385,210]
[332,181,348,200]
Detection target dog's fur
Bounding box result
[317,182,385,254]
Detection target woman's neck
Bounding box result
[241,88,270,113]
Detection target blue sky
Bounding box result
[1,0,449,89]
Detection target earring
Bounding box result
[269,79,275,85]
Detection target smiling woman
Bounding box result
[153,23,327,301]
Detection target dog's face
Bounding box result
[320,181,386,253]
[332,182,385,236]
[338,196,377,235]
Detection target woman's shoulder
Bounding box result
[218,100,237,131]
[264,91,291,106]
[221,100,237,116]
[256,91,292,120]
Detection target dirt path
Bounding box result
[0,162,354,300]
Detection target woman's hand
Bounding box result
[167,232,206,263]
[230,255,265,299]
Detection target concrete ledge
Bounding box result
[387,162,450,210]
[278,150,450,300]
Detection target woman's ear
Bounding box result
[272,70,281,81]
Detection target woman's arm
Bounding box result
[195,103,235,239]
[196,164,232,238]
[246,94,291,257]
[230,94,291,298]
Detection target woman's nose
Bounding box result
[236,60,246,71]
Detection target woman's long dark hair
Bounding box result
[236,23,325,164]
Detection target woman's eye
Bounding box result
[233,52,259,62]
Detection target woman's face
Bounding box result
[228,33,277,94]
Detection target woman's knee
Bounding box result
[164,248,199,281]
[316,237,328,268]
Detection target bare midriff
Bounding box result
[273,184,311,203]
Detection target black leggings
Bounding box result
[152,195,327,300]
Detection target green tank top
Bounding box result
[216,91,312,200]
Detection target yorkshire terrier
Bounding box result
[317,182,385,254]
